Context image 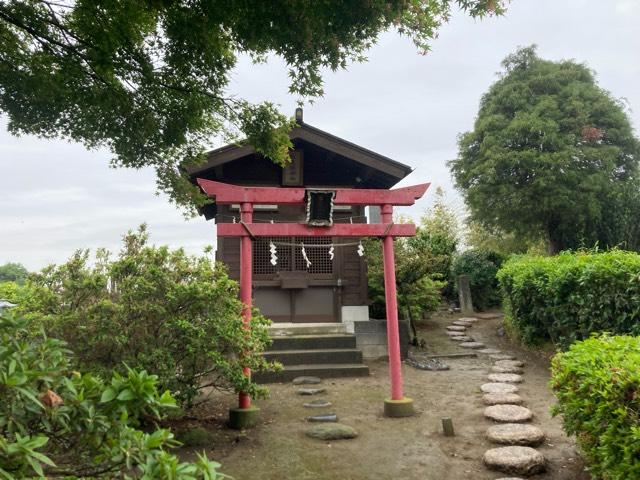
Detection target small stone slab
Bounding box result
[483,446,545,475]
[488,373,523,383]
[406,357,450,371]
[446,330,466,336]
[303,399,332,408]
[297,387,326,396]
[458,317,478,322]
[452,320,473,327]
[482,393,524,405]
[484,405,533,423]
[476,312,504,320]
[450,335,474,342]
[446,325,466,332]
[480,383,519,394]
[490,354,516,361]
[495,360,525,368]
[486,423,545,446]
[292,376,322,385]
[495,478,526,480]
[478,348,501,354]
[459,341,485,349]
[305,423,358,441]
[307,413,338,423]
[492,365,523,374]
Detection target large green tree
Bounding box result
[0,262,28,284]
[450,46,640,254]
[0,0,504,211]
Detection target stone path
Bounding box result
[443,315,547,477]
[294,376,358,441]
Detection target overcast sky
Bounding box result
[1,0,639,271]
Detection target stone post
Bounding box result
[457,274,474,315]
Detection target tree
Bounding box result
[0,1,505,211]
[450,46,640,254]
[0,262,28,284]
[16,225,275,407]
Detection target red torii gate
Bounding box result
[197,178,430,426]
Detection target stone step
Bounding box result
[268,322,347,336]
[263,348,363,366]
[268,334,357,351]
[254,363,370,383]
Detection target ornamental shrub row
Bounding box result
[497,250,640,348]
[550,335,640,480]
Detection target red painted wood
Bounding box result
[381,204,404,401]
[197,179,429,206]
[239,202,253,409]
[217,223,416,237]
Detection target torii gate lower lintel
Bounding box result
[197,179,430,427]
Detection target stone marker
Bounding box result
[457,274,474,315]
[480,383,519,394]
[442,417,455,436]
[446,325,467,331]
[492,365,524,374]
[488,373,524,383]
[303,399,332,408]
[297,387,326,395]
[450,335,474,342]
[459,341,485,349]
[478,348,501,354]
[495,360,525,368]
[305,423,358,440]
[484,405,533,423]
[482,393,524,405]
[483,446,545,475]
[307,413,338,422]
[293,376,322,385]
[486,423,545,446]
[490,354,516,361]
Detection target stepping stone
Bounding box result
[293,376,322,385]
[458,317,478,322]
[446,325,467,332]
[303,399,332,408]
[450,335,474,342]
[307,413,338,422]
[478,348,501,354]
[297,387,326,395]
[480,383,519,394]
[484,405,533,423]
[476,312,503,320]
[482,393,524,405]
[486,423,545,446]
[446,330,466,336]
[483,446,545,476]
[495,478,526,480]
[492,365,523,374]
[490,354,516,361]
[488,373,523,383]
[459,342,485,349]
[495,360,525,368]
[452,320,473,327]
[305,423,358,440]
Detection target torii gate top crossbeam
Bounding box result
[196,179,429,207]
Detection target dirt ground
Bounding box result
[178,311,590,480]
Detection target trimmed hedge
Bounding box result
[551,335,640,480]
[497,250,640,347]
[451,249,504,310]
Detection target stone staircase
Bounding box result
[254,323,370,383]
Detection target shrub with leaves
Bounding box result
[550,335,640,479]
[497,250,640,347]
[451,249,505,311]
[0,313,227,479]
[17,225,275,407]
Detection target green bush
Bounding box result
[0,313,227,478]
[16,225,276,407]
[550,335,640,480]
[451,249,505,310]
[497,250,640,347]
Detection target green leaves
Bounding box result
[451,46,640,253]
[551,335,640,479]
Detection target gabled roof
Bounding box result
[186,120,413,181]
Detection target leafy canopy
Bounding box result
[0,263,28,284]
[450,46,640,254]
[0,0,504,212]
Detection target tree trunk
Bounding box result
[546,226,561,255]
